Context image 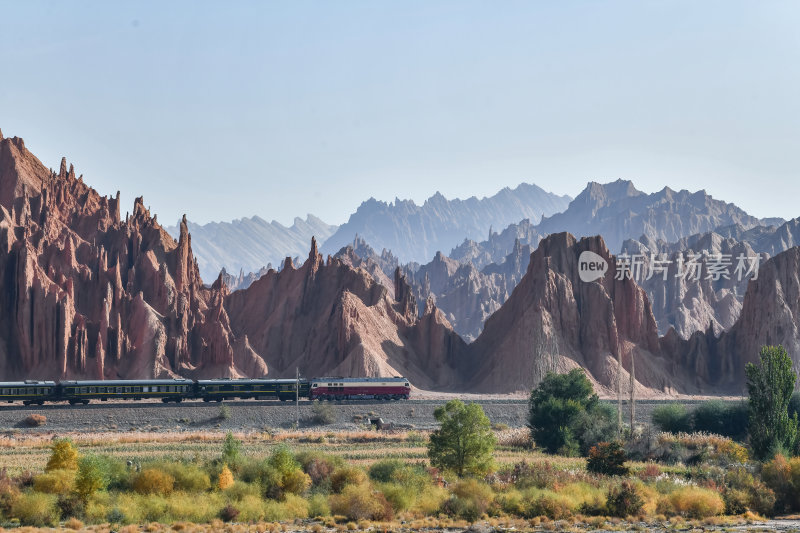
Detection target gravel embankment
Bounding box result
[0,398,744,434]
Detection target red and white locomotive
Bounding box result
[310,377,410,401]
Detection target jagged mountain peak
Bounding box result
[322,182,571,263]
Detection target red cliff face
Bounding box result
[0,134,266,380]
[223,239,468,388]
[464,233,692,394]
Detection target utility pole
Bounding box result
[295,366,300,429]
[629,349,636,434]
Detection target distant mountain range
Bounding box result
[166,215,337,281]
[536,179,780,254]
[320,184,572,263]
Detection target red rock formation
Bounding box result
[224,242,468,388]
[465,233,689,394]
[0,133,266,380]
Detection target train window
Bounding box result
[312,384,318,388]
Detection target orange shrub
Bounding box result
[662,486,724,518]
[329,484,393,521]
[133,468,175,495]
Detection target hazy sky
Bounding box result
[1,1,798,226]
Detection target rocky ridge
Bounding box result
[166,214,337,282]
[320,184,571,264]
[536,180,774,254]
[0,133,268,380]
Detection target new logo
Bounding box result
[578,251,608,282]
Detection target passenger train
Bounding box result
[0,377,411,406]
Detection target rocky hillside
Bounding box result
[320,184,571,263]
[0,131,268,380]
[166,214,337,282]
[537,180,773,254]
[224,239,469,388]
[619,217,800,339]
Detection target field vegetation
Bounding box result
[1,345,799,530]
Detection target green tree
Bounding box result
[528,369,601,455]
[222,432,242,463]
[428,400,496,477]
[75,454,109,499]
[747,345,798,459]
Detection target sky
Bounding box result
[1,1,799,227]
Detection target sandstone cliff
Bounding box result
[223,238,469,388]
[0,133,267,380]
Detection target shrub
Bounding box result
[45,438,78,472]
[760,453,800,513]
[329,483,392,521]
[236,494,266,522]
[443,479,494,521]
[281,468,312,496]
[369,459,406,483]
[220,503,239,522]
[57,492,85,519]
[311,402,336,425]
[218,465,235,490]
[0,470,20,517]
[331,466,368,493]
[652,404,692,433]
[33,469,75,495]
[75,455,109,499]
[573,403,619,455]
[266,445,311,498]
[160,462,211,493]
[379,481,416,512]
[586,441,628,476]
[133,468,175,495]
[502,460,559,490]
[637,462,662,481]
[64,516,84,529]
[692,401,749,440]
[82,492,112,524]
[428,400,496,477]
[606,481,643,517]
[520,488,574,519]
[413,484,449,516]
[11,492,60,526]
[308,492,331,517]
[22,414,46,427]
[663,486,724,518]
[282,493,310,519]
[219,404,231,420]
[297,452,340,486]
